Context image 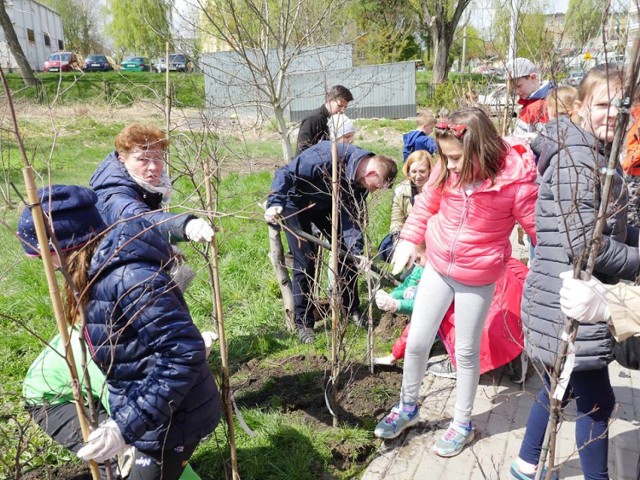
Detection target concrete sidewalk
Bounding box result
[362,357,640,480]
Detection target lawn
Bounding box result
[4,71,205,108]
[0,96,407,479]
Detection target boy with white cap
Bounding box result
[507,57,555,140]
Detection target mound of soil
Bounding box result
[233,352,403,427]
[231,319,407,474]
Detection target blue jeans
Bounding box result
[518,367,615,480]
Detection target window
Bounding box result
[44,33,50,47]
[27,29,35,43]
[58,39,64,50]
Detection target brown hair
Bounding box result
[326,85,354,103]
[434,107,508,188]
[548,85,577,119]
[402,150,433,178]
[370,154,398,185]
[417,111,437,128]
[115,123,169,154]
[62,235,104,327]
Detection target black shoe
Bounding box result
[351,311,368,328]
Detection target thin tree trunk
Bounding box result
[267,224,296,332]
[0,2,38,87]
[330,139,340,428]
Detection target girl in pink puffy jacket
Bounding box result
[374,107,538,458]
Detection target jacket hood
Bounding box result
[537,116,606,176]
[402,130,425,148]
[526,81,555,101]
[91,152,165,205]
[89,218,173,280]
[91,151,134,190]
[434,137,537,193]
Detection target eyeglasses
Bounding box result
[435,121,467,139]
[335,100,348,109]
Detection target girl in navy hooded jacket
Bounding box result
[17,185,221,480]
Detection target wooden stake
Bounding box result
[267,223,295,332]
[330,138,340,428]
[203,161,240,480]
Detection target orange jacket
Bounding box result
[622,106,640,176]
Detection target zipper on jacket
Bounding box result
[447,189,470,277]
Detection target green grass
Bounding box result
[5,71,205,107]
[0,107,406,478]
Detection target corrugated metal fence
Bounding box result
[202,44,417,121]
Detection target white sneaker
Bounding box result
[374,354,398,366]
[427,358,457,379]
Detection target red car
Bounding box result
[43,52,82,72]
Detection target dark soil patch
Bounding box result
[22,463,92,480]
[233,353,403,426]
[232,350,404,474]
[374,311,410,339]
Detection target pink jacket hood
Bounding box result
[399,137,538,286]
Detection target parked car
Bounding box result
[43,52,82,72]
[156,53,193,73]
[478,83,515,115]
[121,56,152,72]
[566,70,585,87]
[83,54,116,72]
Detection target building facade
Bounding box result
[0,0,64,71]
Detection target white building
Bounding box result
[0,0,64,71]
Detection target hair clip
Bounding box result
[435,120,467,139]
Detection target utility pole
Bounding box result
[461,9,471,73]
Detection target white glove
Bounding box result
[391,240,418,275]
[403,286,417,300]
[201,330,219,357]
[375,290,400,313]
[77,418,127,463]
[354,255,371,272]
[559,270,610,324]
[264,206,283,224]
[185,218,214,243]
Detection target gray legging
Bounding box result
[401,263,495,424]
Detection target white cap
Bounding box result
[328,114,356,140]
[507,58,537,79]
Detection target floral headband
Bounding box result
[435,120,467,139]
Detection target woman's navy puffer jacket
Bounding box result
[90,152,194,242]
[522,116,640,371]
[84,218,221,453]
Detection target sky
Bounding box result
[470,0,570,31]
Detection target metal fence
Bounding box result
[203,45,417,120]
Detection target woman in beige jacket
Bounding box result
[379,150,434,261]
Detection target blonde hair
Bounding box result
[417,111,437,128]
[548,85,577,119]
[577,64,624,104]
[115,123,169,153]
[402,150,434,178]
